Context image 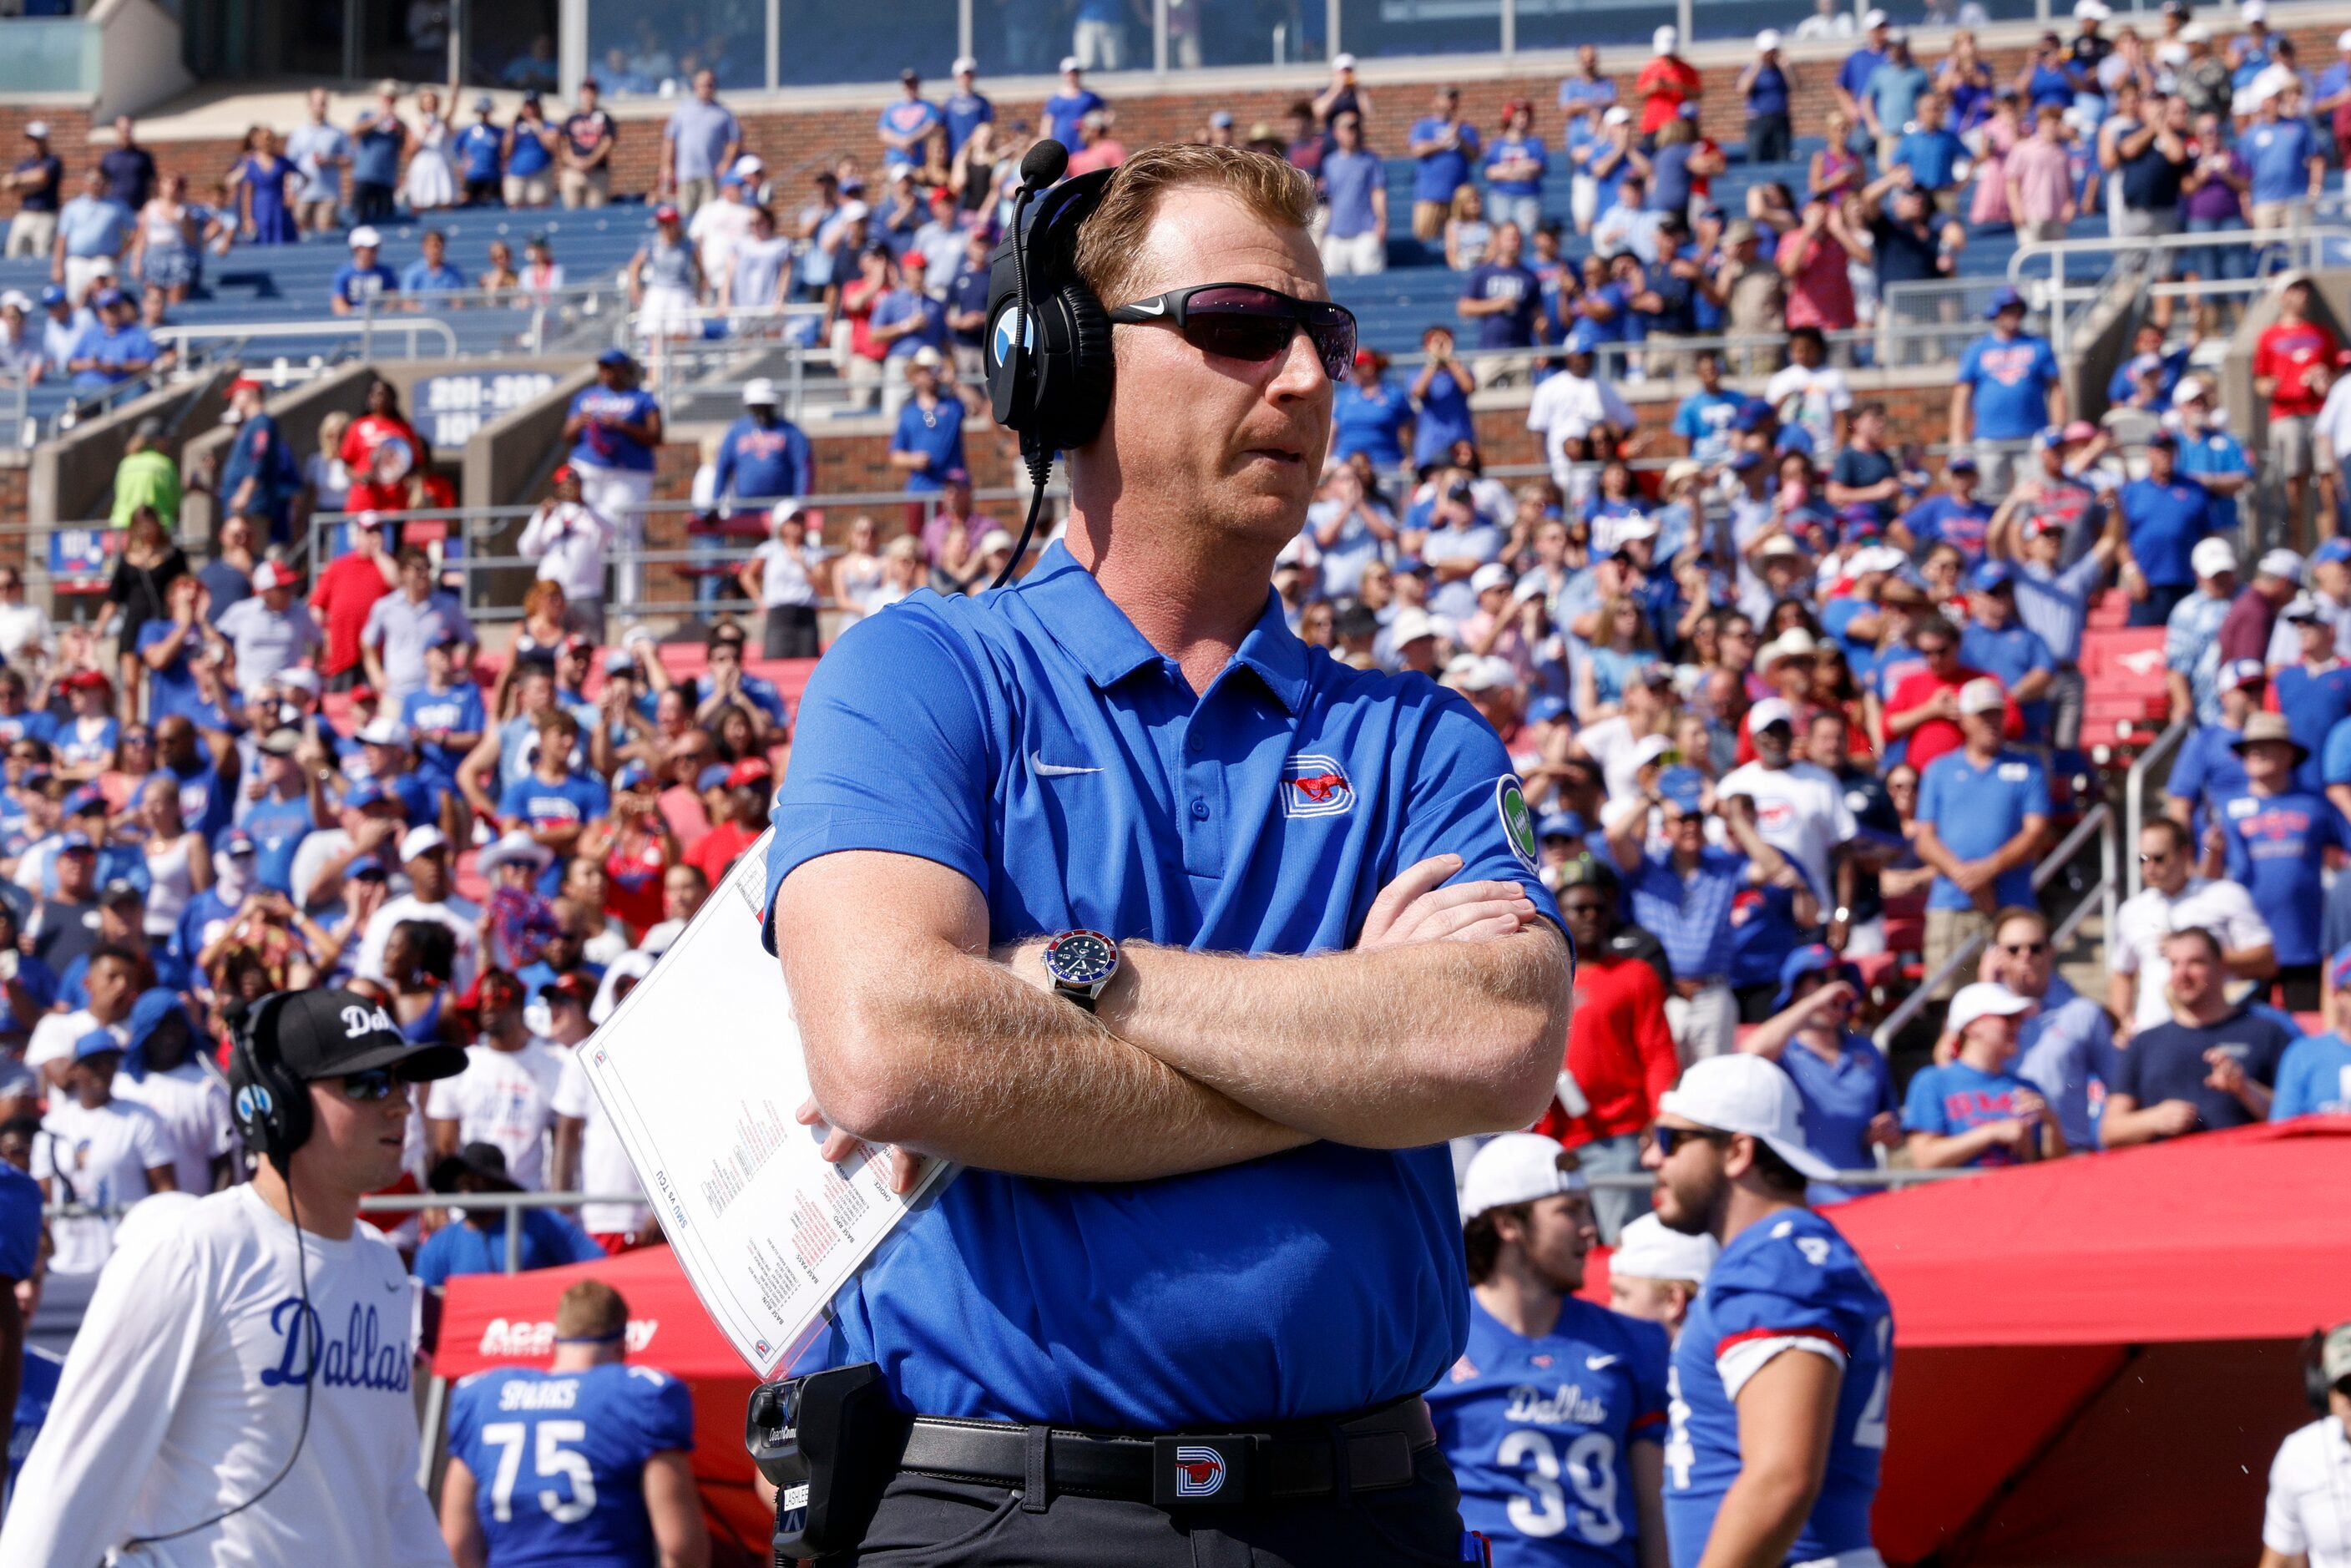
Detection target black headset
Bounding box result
[127,990,319,1554]
[226,990,309,1178]
[979,141,1119,589]
[2303,1324,2350,1415]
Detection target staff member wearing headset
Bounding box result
[0,988,465,1568]
[770,141,1574,1563]
[2263,1321,2351,1568]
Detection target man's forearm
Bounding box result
[1089,921,1571,1147]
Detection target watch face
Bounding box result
[1044,930,1117,987]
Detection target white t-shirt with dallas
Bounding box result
[0,1186,446,1568]
[32,1095,173,1275]
[1716,759,1857,900]
[424,1039,568,1190]
[552,1044,651,1237]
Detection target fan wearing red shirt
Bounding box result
[2252,276,2342,536]
[1776,195,1861,331]
[338,379,425,475]
[1636,26,1703,137]
[308,513,397,681]
[1881,614,2020,771]
[686,757,769,883]
[1533,860,1676,1242]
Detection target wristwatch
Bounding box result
[1040,929,1120,1013]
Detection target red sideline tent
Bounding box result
[1826,1116,2350,1565]
[445,1119,2351,1568]
[437,1243,771,1565]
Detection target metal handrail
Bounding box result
[1873,802,2112,1050]
[2008,222,2351,347]
[153,316,460,360]
[2122,716,2192,903]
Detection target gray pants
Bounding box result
[5,213,53,260]
[817,1444,1464,1565]
[1577,1130,1649,1245]
[2048,664,2085,752]
[1666,984,1737,1066]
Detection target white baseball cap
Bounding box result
[1390,607,1438,646]
[398,824,448,862]
[250,560,297,592]
[356,716,411,747]
[1470,561,1514,595]
[1613,516,1661,545]
[1460,1132,1585,1222]
[1059,53,1082,72]
[2075,0,2111,20]
[1849,545,1908,577]
[951,54,978,74]
[479,828,555,873]
[2258,548,2307,584]
[1947,980,2035,1036]
[741,377,779,406]
[1957,676,2006,716]
[1443,655,1518,694]
[1653,23,1678,53]
[0,291,27,315]
[2192,536,2237,579]
[1631,733,1677,769]
[2337,28,2351,50]
[348,225,382,249]
[1757,534,1805,560]
[1333,51,1358,69]
[1863,7,1889,25]
[1610,1212,1720,1283]
[1602,105,1633,126]
[1656,1055,1838,1181]
[2181,20,2212,42]
[2242,0,2267,21]
[731,154,766,180]
[22,121,47,140]
[1748,696,1796,732]
[1757,28,1782,50]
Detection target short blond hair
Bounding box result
[1071,143,1316,312]
[554,1279,629,1341]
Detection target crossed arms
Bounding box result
[779,850,1573,1184]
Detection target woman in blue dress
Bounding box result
[228,124,300,246]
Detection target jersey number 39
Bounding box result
[1498,1429,1623,1545]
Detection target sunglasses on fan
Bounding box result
[1106,283,1358,383]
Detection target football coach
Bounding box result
[765,140,1575,1565]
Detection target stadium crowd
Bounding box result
[0,0,2347,1294]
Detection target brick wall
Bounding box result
[9,17,2348,218]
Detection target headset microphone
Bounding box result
[981,140,1116,591]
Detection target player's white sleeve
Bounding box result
[2261,1424,2313,1557]
[0,1195,207,1568]
[1717,1333,1848,1402]
[382,1426,451,1568]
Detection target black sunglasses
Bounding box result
[1652,1125,1731,1158]
[2000,941,2048,956]
[1106,283,1358,383]
[340,1069,403,1102]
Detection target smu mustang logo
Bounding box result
[1174,1445,1228,1498]
[1281,754,1355,819]
[1974,342,2041,386]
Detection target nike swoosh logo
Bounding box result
[1127,298,1166,316]
[1585,1354,1619,1371]
[1030,751,1102,777]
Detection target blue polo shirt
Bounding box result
[1043,89,1105,149]
[761,541,1564,1429]
[1411,118,1482,203]
[2273,1029,2351,1118]
[1891,127,1966,191]
[2244,117,2319,206]
[1959,620,2055,737]
[1956,332,2060,443]
[1331,381,1413,468]
[2168,720,2247,826]
[2273,662,2351,792]
[1481,133,1548,198]
[1899,493,1995,564]
[942,90,993,154]
[2218,788,2343,967]
[454,121,503,182]
[1916,746,2049,910]
[1775,1033,1895,1202]
[888,395,965,492]
[1412,365,1475,468]
[2177,430,2252,536]
[2120,477,2212,589]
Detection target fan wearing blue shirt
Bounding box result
[1412,329,1479,468]
[887,355,965,492]
[2217,714,2344,996]
[401,636,488,791]
[1645,1055,1893,1568]
[1411,88,1484,230]
[1330,358,1414,468]
[941,60,993,155]
[1958,564,2055,738]
[328,227,398,316]
[1482,104,1550,239]
[2270,598,2351,792]
[1043,63,1105,149]
[1953,292,2062,448]
[1894,455,1995,564]
[1902,981,2064,1167]
[0,1139,36,1508]
[1463,225,1542,350]
[453,101,504,201]
[496,710,608,897]
[2118,434,2214,625]
[1737,946,1899,1204]
[2273,954,2351,1118]
[1430,1135,1668,1568]
[878,72,943,168]
[1671,354,1742,468]
[413,1143,602,1285]
[1915,677,2051,918]
[713,383,814,508]
[762,150,1574,1564]
[398,228,467,296]
[444,1278,704,1567]
[1888,94,1967,192]
[2242,95,2323,215]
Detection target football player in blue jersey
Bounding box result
[1431,1134,1671,1568]
[1641,1056,1893,1568]
[442,1278,709,1568]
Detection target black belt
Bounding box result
[895,1395,1435,1509]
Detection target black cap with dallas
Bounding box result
[261,987,468,1083]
